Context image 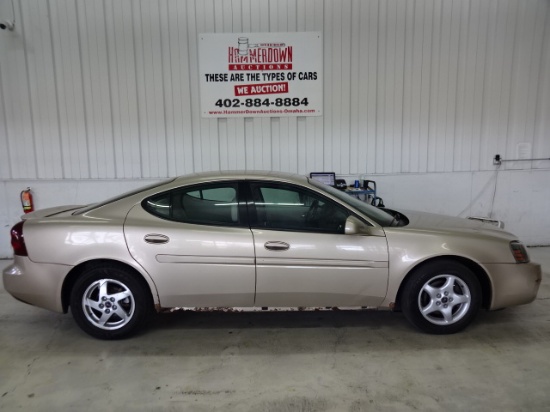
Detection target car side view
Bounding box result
[3,171,542,339]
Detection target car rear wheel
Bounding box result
[401,260,481,334]
[70,264,152,339]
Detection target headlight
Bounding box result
[510,241,529,263]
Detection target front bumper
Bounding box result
[2,256,72,313]
[485,261,542,310]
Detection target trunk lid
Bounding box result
[21,205,85,220]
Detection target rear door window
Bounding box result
[143,182,241,226]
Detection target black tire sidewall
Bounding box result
[401,260,482,334]
[70,265,151,340]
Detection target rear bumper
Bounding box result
[485,262,542,310]
[2,256,72,313]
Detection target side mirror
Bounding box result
[345,215,385,236]
[345,215,363,235]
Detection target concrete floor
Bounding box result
[1,249,549,412]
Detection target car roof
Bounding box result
[171,170,310,186]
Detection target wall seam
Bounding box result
[159,0,170,178]
[18,0,39,179]
[131,0,144,178]
[75,0,92,178]
[0,54,12,179]
[46,0,65,179]
[103,0,117,178]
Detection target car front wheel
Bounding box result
[401,260,482,334]
[70,264,152,339]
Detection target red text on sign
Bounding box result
[234,82,289,96]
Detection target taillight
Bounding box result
[510,241,529,263]
[10,221,28,256]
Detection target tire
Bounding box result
[70,264,153,339]
[401,260,481,334]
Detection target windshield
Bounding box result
[309,179,395,226]
[73,178,176,215]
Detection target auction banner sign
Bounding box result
[199,32,322,118]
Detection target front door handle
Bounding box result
[144,234,170,244]
[264,241,290,251]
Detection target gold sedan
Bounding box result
[3,171,541,339]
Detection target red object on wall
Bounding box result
[20,187,34,214]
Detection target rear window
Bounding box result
[73,178,175,215]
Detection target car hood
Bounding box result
[397,209,516,240]
[21,205,84,220]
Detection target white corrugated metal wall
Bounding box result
[0,0,549,255]
[1,0,548,179]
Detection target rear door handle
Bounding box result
[144,234,170,244]
[264,241,290,251]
